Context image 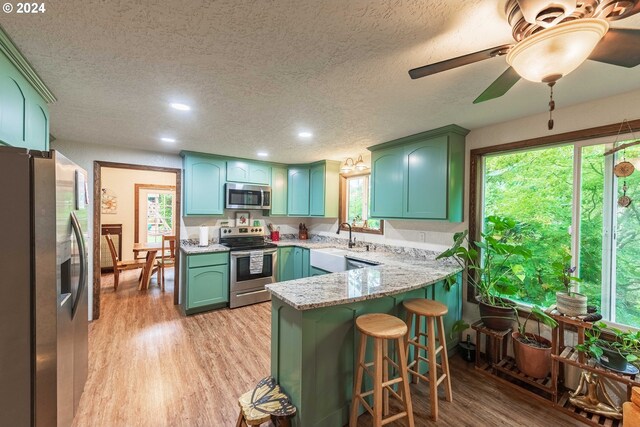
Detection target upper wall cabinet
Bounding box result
[271,166,288,216]
[287,167,310,216]
[287,161,340,218]
[368,125,468,222]
[226,160,271,185]
[0,31,54,151]
[309,161,339,217]
[182,153,226,216]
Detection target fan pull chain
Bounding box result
[548,82,556,130]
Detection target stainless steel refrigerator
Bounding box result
[0,147,89,427]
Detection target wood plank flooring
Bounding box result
[73,270,581,427]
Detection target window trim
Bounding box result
[134,183,177,245]
[468,118,640,303]
[339,172,384,235]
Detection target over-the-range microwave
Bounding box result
[225,183,271,209]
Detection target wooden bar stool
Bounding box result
[403,299,452,421]
[350,313,415,427]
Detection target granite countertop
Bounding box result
[266,245,461,310]
[180,242,230,254]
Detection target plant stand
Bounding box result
[550,313,640,427]
[471,320,511,372]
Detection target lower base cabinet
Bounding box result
[181,252,230,315]
[310,266,329,276]
[278,246,310,282]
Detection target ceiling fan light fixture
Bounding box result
[506,18,609,83]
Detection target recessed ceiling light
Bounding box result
[161,137,176,143]
[257,152,268,157]
[170,103,191,111]
[298,131,313,138]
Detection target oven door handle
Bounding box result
[231,249,277,257]
[236,289,270,297]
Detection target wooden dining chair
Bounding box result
[156,235,177,292]
[105,234,146,291]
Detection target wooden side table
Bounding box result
[471,321,512,371]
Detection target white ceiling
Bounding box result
[1,0,639,163]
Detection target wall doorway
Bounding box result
[93,161,182,320]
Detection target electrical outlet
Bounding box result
[419,232,426,242]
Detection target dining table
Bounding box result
[132,242,162,290]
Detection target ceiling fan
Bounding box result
[409,0,640,107]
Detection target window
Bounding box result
[135,185,176,244]
[479,138,640,327]
[339,173,383,234]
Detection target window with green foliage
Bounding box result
[482,139,640,327]
[340,173,383,234]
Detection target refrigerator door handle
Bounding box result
[70,211,87,319]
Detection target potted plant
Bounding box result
[552,253,587,317]
[576,322,640,371]
[437,216,531,330]
[512,306,558,378]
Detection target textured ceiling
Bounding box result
[1,0,639,163]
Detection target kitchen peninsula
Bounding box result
[266,247,461,427]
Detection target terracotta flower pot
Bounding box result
[478,300,515,331]
[556,291,587,317]
[512,332,552,379]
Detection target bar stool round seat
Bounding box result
[356,313,408,339]
[403,298,452,422]
[403,299,448,317]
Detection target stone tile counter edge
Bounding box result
[180,242,230,254]
[266,260,461,311]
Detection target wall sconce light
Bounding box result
[341,155,369,173]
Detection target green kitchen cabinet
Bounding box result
[293,247,310,279]
[270,166,288,215]
[370,147,405,218]
[182,153,226,215]
[278,246,296,282]
[277,246,310,282]
[287,167,310,216]
[310,266,329,276]
[0,33,53,151]
[368,124,468,222]
[181,251,230,315]
[432,273,462,352]
[404,136,449,219]
[226,160,271,185]
[309,161,340,217]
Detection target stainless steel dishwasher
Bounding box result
[346,257,381,270]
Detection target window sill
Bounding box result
[339,225,383,235]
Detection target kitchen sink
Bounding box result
[309,248,348,272]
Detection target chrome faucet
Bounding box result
[337,223,355,248]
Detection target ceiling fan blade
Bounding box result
[408,44,513,80]
[589,28,640,68]
[473,67,521,104]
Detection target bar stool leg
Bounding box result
[396,336,415,427]
[382,339,389,416]
[437,316,452,402]
[373,337,383,427]
[412,313,420,384]
[350,333,367,427]
[426,316,438,421]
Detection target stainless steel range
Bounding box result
[220,226,277,308]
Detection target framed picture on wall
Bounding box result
[235,211,250,226]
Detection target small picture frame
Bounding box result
[235,211,250,226]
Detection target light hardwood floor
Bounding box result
[73,270,580,427]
